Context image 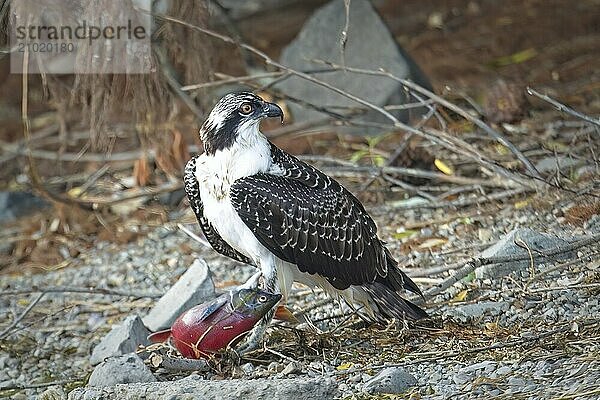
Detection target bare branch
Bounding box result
[340,0,351,68]
[0,292,45,339]
[527,87,600,129]
[415,232,600,302]
[0,286,161,298]
[312,61,542,180]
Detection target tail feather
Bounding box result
[383,248,423,297]
[386,268,423,298]
[362,281,428,322]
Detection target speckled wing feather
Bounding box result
[183,156,253,265]
[230,143,421,294]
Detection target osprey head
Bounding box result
[200,92,283,155]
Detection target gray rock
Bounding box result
[460,361,497,374]
[69,375,338,400]
[281,361,299,376]
[90,315,150,366]
[535,156,583,173]
[88,354,155,387]
[496,366,512,375]
[39,386,67,400]
[362,367,418,394]
[507,377,527,386]
[143,258,215,331]
[542,307,557,320]
[275,0,431,134]
[240,362,255,376]
[160,355,209,372]
[446,301,509,322]
[475,228,574,279]
[0,191,49,223]
[452,362,498,385]
[452,372,471,385]
[215,0,296,20]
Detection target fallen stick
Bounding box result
[415,233,600,302]
[527,87,600,129]
[0,292,45,339]
[0,286,161,299]
[346,319,600,372]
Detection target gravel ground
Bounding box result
[1,194,599,399]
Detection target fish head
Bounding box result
[230,288,281,321]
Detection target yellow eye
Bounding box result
[240,103,253,115]
[258,295,267,302]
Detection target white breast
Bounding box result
[195,127,273,266]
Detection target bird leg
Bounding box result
[237,270,262,290]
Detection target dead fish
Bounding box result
[148,288,281,359]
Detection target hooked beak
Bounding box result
[263,101,284,123]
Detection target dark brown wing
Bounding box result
[183,156,253,265]
[230,143,420,295]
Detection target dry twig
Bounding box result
[0,286,161,299]
[0,292,45,339]
[417,233,600,302]
[311,60,542,180]
[527,87,600,129]
[146,11,541,190]
[355,319,600,371]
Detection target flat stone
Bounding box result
[281,361,299,376]
[143,258,215,331]
[535,156,583,173]
[275,0,431,134]
[446,301,509,322]
[459,361,497,374]
[240,363,255,376]
[159,355,209,372]
[69,375,339,400]
[496,366,512,375]
[362,367,418,394]
[215,0,296,20]
[452,372,471,385]
[39,386,67,400]
[90,315,150,366]
[475,228,574,279]
[507,377,527,386]
[88,354,156,387]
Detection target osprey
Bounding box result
[184,92,427,351]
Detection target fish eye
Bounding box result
[258,295,267,302]
[240,102,253,115]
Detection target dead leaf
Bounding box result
[434,159,454,175]
[68,187,83,198]
[274,305,299,323]
[336,362,353,371]
[451,289,469,302]
[171,129,190,170]
[565,202,600,226]
[393,230,418,240]
[418,237,448,249]
[514,199,530,209]
[133,156,151,187]
[494,143,509,155]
